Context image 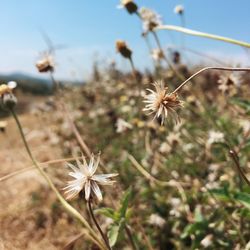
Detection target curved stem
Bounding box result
[87,200,111,250]
[172,66,250,94]
[156,25,250,49]
[10,108,106,250]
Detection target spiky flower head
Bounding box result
[115,40,132,59]
[118,0,138,14]
[139,7,162,32]
[174,5,184,15]
[36,52,54,73]
[63,153,118,202]
[143,81,183,125]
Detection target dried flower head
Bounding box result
[0,81,16,97]
[174,5,184,15]
[151,48,164,62]
[118,0,138,14]
[207,131,224,145]
[143,81,183,124]
[63,153,118,202]
[139,7,162,32]
[115,40,132,59]
[36,53,54,73]
[0,81,17,109]
[218,72,242,95]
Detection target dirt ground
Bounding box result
[0,98,79,250]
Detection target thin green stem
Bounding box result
[125,225,139,250]
[88,200,111,250]
[10,108,106,250]
[156,25,250,49]
[172,66,250,94]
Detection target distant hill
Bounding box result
[0,72,84,95]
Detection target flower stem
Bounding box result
[156,25,250,48]
[10,108,106,250]
[172,66,250,94]
[125,225,139,250]
[87,200,111,250]
[229,149,250,187]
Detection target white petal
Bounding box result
[85,180,91,200]
[91,182,103,202]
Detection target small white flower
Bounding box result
[201,234,213,248]
[148,214,166,228]
[63,153,118,202]
[151,48,164,62]
[116,118,133,133]
[174,5,184,15]
[143,81,183,124]
[207,131,224,145]
[139,7,162,32]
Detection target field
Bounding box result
[0,1,250,250]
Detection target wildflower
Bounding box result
[143,81,183,124]
[63,153,118,202]
[139,7,162,32]
[115,40,132,59]
[118,0,138,14]
[116,118,133,133]
[201,234,213,248]
[151,48,164,62]
[0,81,16,97]
[207,131,224,145]
[174,5,184,15]
[218,72,242,94]
[0,81,17,109]
[148,214,166,228]
[36,52,54,73]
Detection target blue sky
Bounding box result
[1,0,250,80]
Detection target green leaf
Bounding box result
[95,207,116,220]
[230,98,250,115]
[119,187,132,219]
[194,206,204,223]
[234,192,250,209]
[108,224,120,247]
[107,219,126,247]
[209,187,231,201]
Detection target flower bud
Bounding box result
[36,54,54,73]
[115,40,132,59]
[120,0,138,14]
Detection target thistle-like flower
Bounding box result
[143,81,183,124]
[36,52,55,73]
[63,153,118,202]
[174,5,184,15]
[118,0,138,14]
[139,7,162,32]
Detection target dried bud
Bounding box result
[172,51,181,64]
[36,54,54,73]
[2,92,17,109]
[174,5,184,15]
[116,40,132,59]
[120,0,138,14]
